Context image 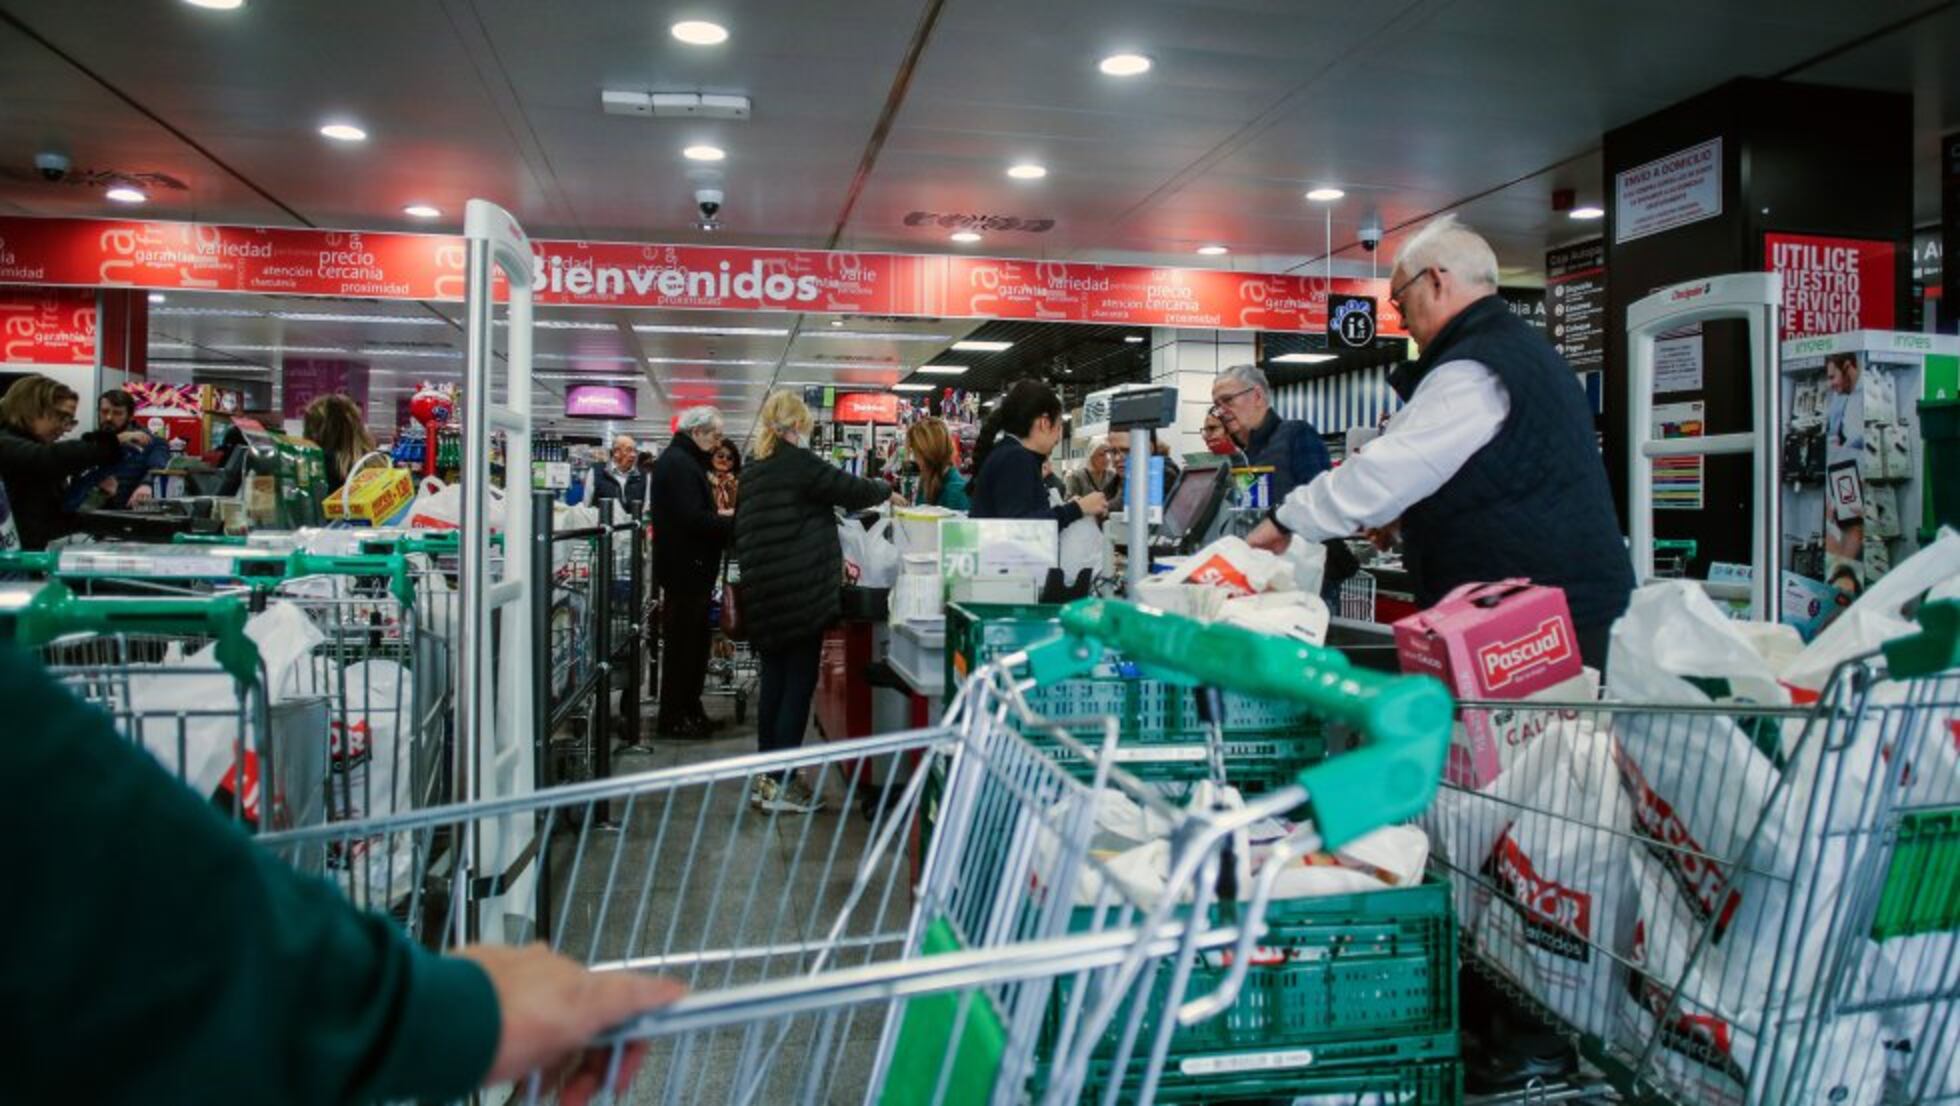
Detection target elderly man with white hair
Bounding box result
[648,406,735,739]
[583,433,650,515]
[1248,214,1633,670]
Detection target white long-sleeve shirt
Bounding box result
[1273,359,1511,541]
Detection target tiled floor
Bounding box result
[550,697,919,1105]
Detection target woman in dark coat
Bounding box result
[733,391,900,813]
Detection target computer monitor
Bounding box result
[1156,459,1231,554]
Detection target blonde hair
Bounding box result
[302,393,377,481]
[906,417,956,506]
[754,391,813,460]
[0,374,79,433]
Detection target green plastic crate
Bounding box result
[1079,1056,1461,1105]
[1038,877,1457,1100]
[946,602,1331,790]
[1871,806,1960,941]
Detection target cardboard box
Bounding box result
[323,465,414,525]
[1393,579,1584,788]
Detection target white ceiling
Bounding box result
[2,0,1956,432]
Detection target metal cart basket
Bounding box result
[258,598,1455,1106]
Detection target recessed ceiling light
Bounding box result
[104,185,147,204]
[829,319,846,327]
[183,0,245,9]
[916,364,967,376]
[1272,352,1339,364]
[1098,53,1152,77]
[1007,163,1048,180]
[1305,187,1345,202]
[682,144,726,162]
[949,231,982,244]
[148,293,167,304]
[1124,335,1144,343]
[403,203,441,219]
[670,20,729,45]
[951,339,1013,352]
[1569,205,1606,221]
[892,383,935,392]
[1196,245,1229,256]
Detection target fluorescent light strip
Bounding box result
[152,361,273,372]
[783,360,899,371]
[891,383,934,392]
[1270,353,1339,364]
[278,311,447,325]
[215,344,350,354]
[534,373,645,383]
[643,356,769,366]
[915,365,966,376]
[632,324,791,337]
[805,331,954,342]
[148,341,194,352]
[364,348,462,359]
[534,353,641,364]
[950,340,1013,352]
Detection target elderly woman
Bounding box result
[648,406,734,739]
[1063,438,1110,499]
[0,375,140,550]
[734,391,903,812]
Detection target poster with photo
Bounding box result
[1818,351,1867,596]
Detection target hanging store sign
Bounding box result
[0,215,1402,335]
[833,391,900,424]
[1614,138,1722,244]
[0,286,95,365]
[564,384,637,418]
[1762,233,1896,340]
[1326,294,1377,348]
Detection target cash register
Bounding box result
[1149,458,1233,556]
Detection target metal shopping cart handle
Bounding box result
[0,580,260,686]
[0,547,415,609]
[1026,598,1453,848]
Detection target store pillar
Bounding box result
[1602,78,1913,576]
[1148,328,1253,454]
[96,288,148,393]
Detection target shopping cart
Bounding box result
[257,598,1455,1105]
[1339,569,1379,622]
[1429,600,1960,1106]
[0,580,329,835]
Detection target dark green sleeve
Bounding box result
[802,448,893,511]
[0,645,500,1106]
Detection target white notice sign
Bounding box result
[1615,138,1723,244]
[1653,327,1704,394]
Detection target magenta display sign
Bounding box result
[565,384,636,418]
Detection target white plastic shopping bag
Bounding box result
[1058,516,1105,583]
[1471,723,1633,1040]
[840,514,899,588]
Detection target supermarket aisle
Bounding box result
[552,698,904,1103]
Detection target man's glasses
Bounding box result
[1389,267,1442,313]
[1208,386,1255,416]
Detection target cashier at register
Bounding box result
[1247,215,1633,669]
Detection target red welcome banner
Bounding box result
[1763,232,1897,340]
[0,286,95,365]
[0,215,1401,335]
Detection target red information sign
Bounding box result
[0,215,1402,335]
[1763,233,1897,339]
[833,391,900,424]
[0,286,95,364]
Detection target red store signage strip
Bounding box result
[0,215,1403,335]
[0,286,97,365]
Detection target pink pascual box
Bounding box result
[1393,579,1585,788]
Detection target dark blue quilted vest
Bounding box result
[1390,295,1634,632]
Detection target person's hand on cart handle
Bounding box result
[459,943,685,1105]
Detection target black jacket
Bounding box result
[970,436,1083,527]
[733,445,891,649]
[587,463,650,517]
[0,424,121,551]
[649,434,733,591]
[1388,295,1634,632]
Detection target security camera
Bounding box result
[695,188,723,224]
[1358,218,1384,253]
[34,151,70,182]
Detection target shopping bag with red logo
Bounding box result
[1394,579,1587,788]
[1470,721,1633,1041]
[1614,849,1886,1106]
[1161,535,1293,597]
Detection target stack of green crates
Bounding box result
[946,602,1461,1102]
